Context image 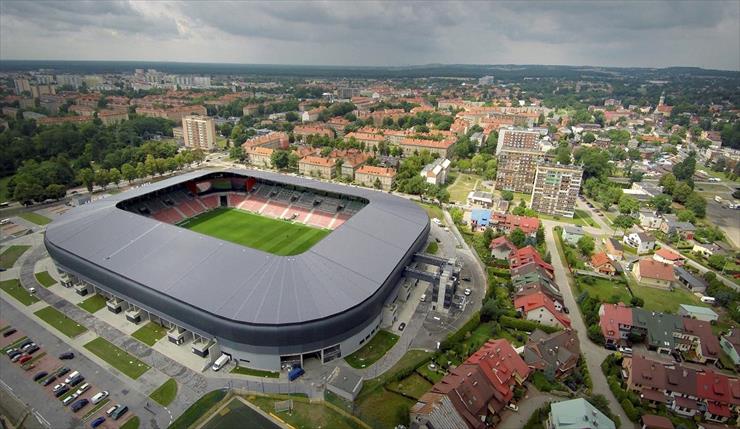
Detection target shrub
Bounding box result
[500,315,559,334]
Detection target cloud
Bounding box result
[0,0,738,70]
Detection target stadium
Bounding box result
[44,169,429,371]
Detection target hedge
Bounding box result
[440,311,481,351]
[499,315,559,334]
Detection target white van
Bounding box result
[212,354,231,372]
[91,391,109,404]
[700,296,716,304]
[64,371,80,384]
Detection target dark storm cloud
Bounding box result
[0,0,737,70]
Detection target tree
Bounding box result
[509,228,526,248]
[95,169,110,190]
[685,193,706,218]
[672,154,696,181]
[108,168,121,188]
[651,194,673,214]
[618,195,639,214]
[577,235,595,256]
[501,190,514,201]
[229,145,244,161]
[536,225,545,245]
[373,178,382,189]
[671,182,692,203]
[676,209,696,223]
[708,254,727,271]
[270,150,290,170]
[144,154,157,176]
[582,132,596,143]
[78,168,95,193]
[659,172,677,195]
[613,214,636,230]
[121,163,136,183]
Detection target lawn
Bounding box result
[202,397,279,429]
[387,373,432,399]
[34,306,87,337]
[0,245,31,269]
[34,271,56,287]
[179,207,329,256]
[425,241,439,254]
[575,277,632,303]
[0,278,39,305]
[247,395,365,429]
[345,330,399,369]
[131,322,167,346]
[415,202,443,221]
[630,284,709,314]
[355,388,414,429]
[119,417,140,429]
[18,212,51,226]
[78,294,107,313]
[448,173,481,203]
[83,337,150,379]
[231,365,279,378]
[416,363,445,383]
[149,378,178,406]
[537,209,597,227]
[358,349,434,397]
[169,390,227,429]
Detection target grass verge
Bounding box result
[34,306,87,337]
[345,330,399,369]
[131,322,167,346]
[0,278,39,305]
[34,271,57,287]
[150,378,177,406]
[18,212,51,226]
[0,245,31,269]
[169,390,227,429]
[230,365,280,378]
[78,294,107,313]
[83,337,150,379]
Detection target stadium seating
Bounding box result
[201,195,219,209]
[152,207,184,224]
[262,201,289,218]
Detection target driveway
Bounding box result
[542,221,633,428]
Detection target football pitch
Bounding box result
[178,207,330,256]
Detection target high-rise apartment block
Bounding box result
[495,128,546,194]
[14,78,31,95]
[181,115,216,151]
[530,163,583,218]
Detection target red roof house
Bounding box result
[514,292,571,328]
[509,246,553,274]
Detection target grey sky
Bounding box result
[1,0,738,70]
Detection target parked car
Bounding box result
[605,343,617,351]
[62,394,78,406]
[110,405,128,421]
[398,323,406,331]
[90,417,106,428]
[56,367,70,377]
[618,346,633,355]
[52,383,67,392]
[5,347,19,356]
[64,371,80,383]
[91,391,109,405]
[18,355,32,365]
[59,352,75,360]
[54,386,70,398]
[69,376,84,387]
[25,345,40,355]
[106,405,119,416]
[8,350,21,360]
[3,328,17,337]
[71,398,89,412]
[17,339,33,349]
[33,371,48,382]
[20,342,35,351]
[42,374,57,386]
[464,288,472,296]
[506,403,519,412]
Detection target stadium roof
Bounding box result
[45,169,428,326]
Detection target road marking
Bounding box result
[33,410,50,428]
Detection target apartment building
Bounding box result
[98,109,129,126]
[530,163,583,218]
[398,137,456,158]
[354,165,396,190]
[299,156,337,179]
[495,128,546,194]
[181,115,217,150]
[242,132,289,150]
[245,146,273,168]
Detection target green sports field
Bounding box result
[178,208,330,256]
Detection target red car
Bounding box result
[18,355,32,364]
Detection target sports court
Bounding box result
[178,207,330,256]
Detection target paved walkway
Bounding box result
[543,220,633,428]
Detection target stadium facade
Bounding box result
[44,169,429,370]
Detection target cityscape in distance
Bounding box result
[0,2,739,429]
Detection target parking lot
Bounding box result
[1,318,138,429]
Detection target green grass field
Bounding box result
[150,378,178,406]
[0,245,31,269]
[34,271,57,287]
[179,208,330,256]
[18,212,51,226]
[131,322,167,346]
[83,337,150,379]
[78,294,107,313]
[34,306,87,337]
[0,278,39,306]
[345,330,399,369]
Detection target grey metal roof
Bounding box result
[45,169,428,326]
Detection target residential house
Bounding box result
[605,237,624,260]
[491,213,540,237]
[633,259,676,289]
[653,248,684,266]
[301,107,323,122]
[490,236,517,260]
[509,246,554,275]
[624,232,656,255]
[631,308,685,354]
[511,260,555,282]
[354,165,396,191]
[720,330,740,369]
[639,210,663,230]
[678,305,719,323]
[467,191,494,208]
[692,243,723,258]
[561,225,585,246]
[420,158,452,185]
[546,398,616,429]
[591,252,617,276]
[680,318,721,364]
[660,214,696,240]
[674,266,708,293]
[293,124,334,141]
[598,302,633,346]
[299,156,337,179]
[640,415,675,429]
[523,329,580,379]
[411,339,530,429]
[514,292,571,329]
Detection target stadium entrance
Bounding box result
[219,195,227,207]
